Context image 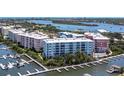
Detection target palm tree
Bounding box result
[64,53,74,65]
[119,67,124,74]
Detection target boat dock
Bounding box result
[106,65,121,74]
[24,54,48,71]
[17,72,22,76]
[4,53,124,76]
[64,67,69,71]
[83,73,92,76]
[24,56,113,76]
[56,69,62,73]
[27,70,31,74]
[78,65,84,68]
[71,66,77,70]
[0,63,6,69]
[35,68,40,72]
[84,63,91,67]
[0,47,10,50]
[90,62,97,66]
[0,54,18,59]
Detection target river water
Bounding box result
[29,20,124,32]
[0,44,44,76]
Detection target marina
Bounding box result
[0,44,124,76]
[34,54,124,76]
[0,44,46,76]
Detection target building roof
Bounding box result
[2,26,14,29]
[18,31,48,39]
[9,29,49,39]
[9,29,24,34]
[93,33,109,40]
[43,38,94,43]
[84,32,109,40]
[59,32,84,37]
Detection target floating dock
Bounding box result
[91,62,96,66]
[102,61,108,64]
[56,69,62,73]
[0,63,6,69]
[35,69,40,72]
[84,63,91,67]
[64,67,69,71]
[27,70,31,74]
[17,72,22,76]
[72,66,77,70]
[96,61,102,64]
[83,73,92,76]
[78,65,84,68]
[8,62,14,69]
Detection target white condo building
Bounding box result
[43,38,94,58]
[0,26,14,39]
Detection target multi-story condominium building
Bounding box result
[18,32,48,51]
[8,29,49,51]
[8,29,25,42]
[84,32,109,53]
[0,26,14,39]
[43,38,94,58]
[58,32,84,38]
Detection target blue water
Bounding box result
[36,55,124,76]
[29,20,124,32]
[0,44,16,55]
[0,44,44,76]
[1,44,124,76]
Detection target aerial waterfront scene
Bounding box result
[0,17,124,76]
